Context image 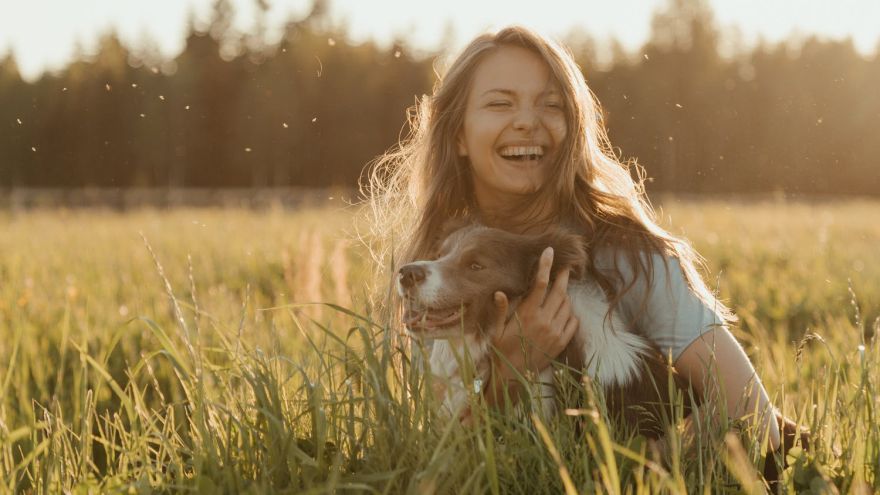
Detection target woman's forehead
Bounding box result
[469,46,560,96]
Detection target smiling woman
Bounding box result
[365,24,808,485]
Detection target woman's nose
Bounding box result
[512,106,540,131]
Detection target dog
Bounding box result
[397,223,692,437]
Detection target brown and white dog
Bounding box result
[397,223,691,437]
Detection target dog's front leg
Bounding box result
[536,367,557,417]
[428,339,488,420]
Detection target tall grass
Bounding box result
[1,200,878,493]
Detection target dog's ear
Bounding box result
[428,216,474,257]
[438,216,473,239]
[531,229,587,281]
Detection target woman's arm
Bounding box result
[603,251,781,449]
[480,247,580,406]
[674,327,781,450]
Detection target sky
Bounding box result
[2,0,879,82]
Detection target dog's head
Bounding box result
[397,223,587,339]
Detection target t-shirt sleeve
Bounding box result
[597,251,727,362]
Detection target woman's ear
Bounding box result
[456,133,468,157]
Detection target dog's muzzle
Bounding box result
[398,263,426,291]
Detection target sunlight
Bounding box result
[2,0,878,81]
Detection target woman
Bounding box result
[366,25,792,461]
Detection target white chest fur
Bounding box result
[428,335,489,415]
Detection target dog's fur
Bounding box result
[397,223,692,437]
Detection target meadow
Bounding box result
[0,199,878,493]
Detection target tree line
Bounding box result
[1,0,878,195]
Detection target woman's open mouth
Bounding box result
[403,304,465,330]
[497,145,545,164]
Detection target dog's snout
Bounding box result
[398,264,427,289]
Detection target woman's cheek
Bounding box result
[545,114,567,141]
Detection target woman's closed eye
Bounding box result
[486,100,512,108]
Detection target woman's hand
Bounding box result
[481,246,580,405]
[674,327,782,451]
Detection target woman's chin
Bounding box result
[505,177,547,197]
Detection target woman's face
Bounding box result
[457,45,567,212]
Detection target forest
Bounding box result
[1,0,878,195]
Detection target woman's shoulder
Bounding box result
[592,246,684,291]
[590,245,728,360]
[590,243,713,313]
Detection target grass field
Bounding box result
[1,199,878,493]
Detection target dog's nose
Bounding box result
[398,264,426,289]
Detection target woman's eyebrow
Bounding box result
[481,88,515,97]
[480,88,561,97]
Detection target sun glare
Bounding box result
[1,0,878,81]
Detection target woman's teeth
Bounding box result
[499,145,544,160]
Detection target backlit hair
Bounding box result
[363,25,733,323]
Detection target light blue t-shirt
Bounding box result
[593,250,727,362]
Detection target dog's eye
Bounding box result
[469,262,484,271]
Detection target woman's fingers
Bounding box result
[561,313,579,345]
[493,291,510,335]
[551,295,578,347]
[551,290,571,325]
[523,247,554,307]
[544,267,571,314]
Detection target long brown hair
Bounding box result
[363,26,733,323]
